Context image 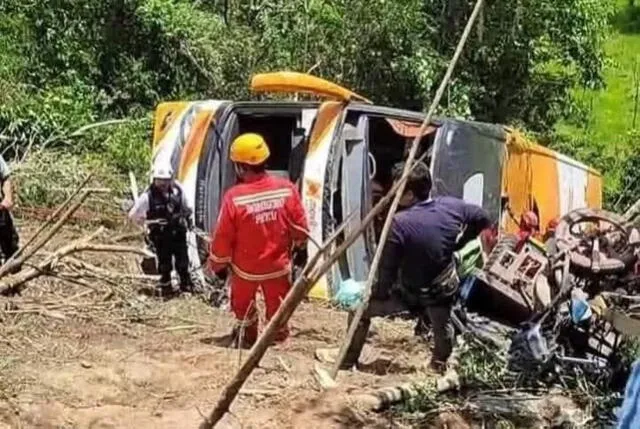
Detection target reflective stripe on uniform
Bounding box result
[232,188,292,206]
[231,263,291,282]
[210,253,232,263]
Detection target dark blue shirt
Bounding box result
[377,196,490,298]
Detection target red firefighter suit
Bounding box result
[208,173,308,344]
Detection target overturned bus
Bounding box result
[150,72,602,299]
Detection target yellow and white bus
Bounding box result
[150,72,602,300]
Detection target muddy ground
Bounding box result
[0,223,438,429]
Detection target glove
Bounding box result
[590,295,607,317]
[335,279,365,310]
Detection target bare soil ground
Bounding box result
[0,223,437,429]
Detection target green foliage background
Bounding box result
[0,0,636,208]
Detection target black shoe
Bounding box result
[178,271,194,293]
[179,280,194,294]
[156,287,177,300]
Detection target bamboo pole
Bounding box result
[330,0,486,379]
[199,3,485,424]
[624,197,640,222]
[199,148,436,428]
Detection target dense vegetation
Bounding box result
[0,0,637,207]
[554,0,640,210]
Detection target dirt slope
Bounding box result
[0,226,434,429]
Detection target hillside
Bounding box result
[555,0,640,208]
[0,0,619,206]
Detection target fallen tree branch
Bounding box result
[0,228,152,295]
[0,228,105,295]
[624,197,640,222]
[109,231,144,243]
[69,119,131,138]
[63,256,157,281]
[68,244,153,256]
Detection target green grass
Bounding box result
[557,0,640,155]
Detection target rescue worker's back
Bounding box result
[208,132,308,346]
[210,173,307,280]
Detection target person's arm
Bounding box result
[456,202,491,250]
[175,181,192,212]
[0,156,13,211]
[208,194,235,275]
[286,185,309,247]
[372,220,404,300]
[128,193,150,226]
[1,178,14,211]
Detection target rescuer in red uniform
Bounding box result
[208,133,308,347]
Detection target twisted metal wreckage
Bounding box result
[459,205,640,386]
[348,204,640,422]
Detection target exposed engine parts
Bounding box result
[461,207,640,385]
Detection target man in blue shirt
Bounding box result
[342,161,491,372]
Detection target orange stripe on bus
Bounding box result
[178,111,214,181]
[586,172,603,209]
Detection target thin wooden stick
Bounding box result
[0,174,93,277]
[329,0,486,379]
[624,197,640,222]
[64,256,157,281]
[199,3,485,423]
[68,244,153,256]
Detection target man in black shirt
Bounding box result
[342,161,491,372]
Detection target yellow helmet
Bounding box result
[230,133,270,165]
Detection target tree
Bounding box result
[0,0,618,173]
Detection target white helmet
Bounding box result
[152,165,173,180]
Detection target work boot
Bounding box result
[229,325,256,349]
[428,359,447,375]
[178,274,194,294]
